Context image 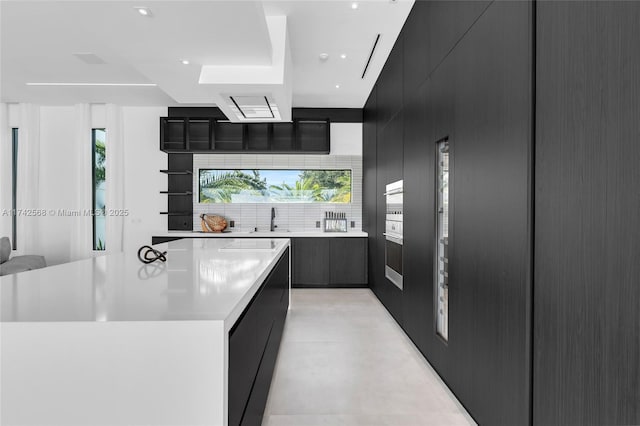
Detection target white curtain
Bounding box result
[69,104,93,261]
[0,104,11,239]
[16,103,41,254]
[105,104,125,253]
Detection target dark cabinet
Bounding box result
[292,237,367,287]
[213,120,244,151]
[160,118,330,154]
[329,238,367,285]
[271,123,295,151]
[161,153,193,231]
[229,248,289,426]
[187,119,211,151]
[296,120,330,152]
[292,238,330,286]
[160,118,186,151]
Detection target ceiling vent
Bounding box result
[228,96,280,120]
[361,34,381,79]
[73,53,106,64]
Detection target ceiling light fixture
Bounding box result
[319,53,329,61]
[340,54,347,59]
[181,60,190,65]
[351,2,359,10]
[335,84,340,89]
[26,82,157,87]
[135,7,152,17]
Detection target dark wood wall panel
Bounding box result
[363,88,378,293]
[376,34,404,127]
[364,1,533,425]
[534,2,640,425]
[445,4,532,424]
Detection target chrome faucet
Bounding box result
[270,207,276,232]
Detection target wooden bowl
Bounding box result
[200,214,227,233]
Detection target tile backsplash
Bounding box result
[192,154,363,232]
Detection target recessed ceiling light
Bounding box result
[340,54,347,59]
[335,84,340,89]
[26,82,157,87]
[181,59,190,65]
[351,2,359,9]
[135,7,152,17]
[319,53,329,61]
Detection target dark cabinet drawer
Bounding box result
[229,248,289,426]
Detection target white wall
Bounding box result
[330,123,362,156]
[38,106,76,265]
[121,107,167,255]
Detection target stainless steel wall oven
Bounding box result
[384,180,403,290]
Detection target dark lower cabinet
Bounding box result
[228,248,289,426]
[292,238,367,287]
[329,238,367,285]
[292,238,330,285]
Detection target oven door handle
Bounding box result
[383,233,404,245]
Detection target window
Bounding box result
[435,138,449,341]
[11,128,18,250]
[199,169,352,204]
[92,129,106,251]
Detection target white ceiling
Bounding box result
[1,0,414,108]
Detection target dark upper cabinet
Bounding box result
[187,119,212,151]
[213,120,244,151]
[245,123,270,151]
[296,120,330,153]
[160,118,187,152]
[160,118,329,154]
[271,122,295,152]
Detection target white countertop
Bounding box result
[0,238,290,328]
[161,230,368,238]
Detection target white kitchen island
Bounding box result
[0,238,291,426]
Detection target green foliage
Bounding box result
[94,138,106,185]
[268,177,323,201]
[299,170,351,202]
[96,238,105,251]
[200,169,352,203]
[200,170,267,203]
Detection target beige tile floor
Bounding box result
[262,289,477,426]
